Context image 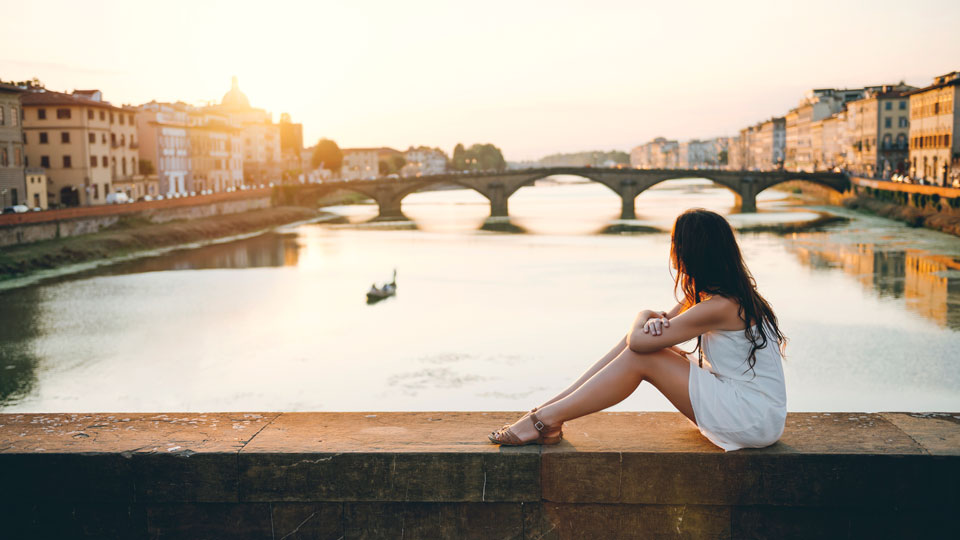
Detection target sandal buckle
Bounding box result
[534,420,544,431]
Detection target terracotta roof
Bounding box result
[0,82,26,93]
[21,90,124,111]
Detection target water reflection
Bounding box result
[101,232,301,276]
[0,287,41,405]
[789,235,960,329]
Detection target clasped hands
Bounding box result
[634,309,671,337]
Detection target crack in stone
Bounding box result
[279,510,317,540]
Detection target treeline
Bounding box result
[451,143,506,172]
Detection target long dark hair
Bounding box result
[670,208,786,375]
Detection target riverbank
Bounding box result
[0,206,325,280]
[843,194,960,237]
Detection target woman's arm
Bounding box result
[626,296,738,354]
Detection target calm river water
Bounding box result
[2,179,959,413]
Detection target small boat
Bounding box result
[366,269,397,303]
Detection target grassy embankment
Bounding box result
[0,206,322,279]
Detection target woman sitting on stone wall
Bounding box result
[488,208,788,452]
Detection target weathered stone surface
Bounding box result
[0,410,957,537]
[239,412,539,503]
[542,412,935,506]
[0,412,278,504]
[730,506,956,539]
[145,503,273,540]
[341,502,525,539]
[538,503,731,539]
[878,412,960,455]
[0,503,148,539]
[270,503,344,539]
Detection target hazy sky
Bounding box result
[3,0,958,160]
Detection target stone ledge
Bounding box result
[1,411,957,538]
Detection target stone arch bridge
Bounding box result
[287,167,850,220]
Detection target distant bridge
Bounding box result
[288,167,850,220]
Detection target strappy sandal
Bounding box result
[496,407,563,441]
[488,410,563,446]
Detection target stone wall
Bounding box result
[0,189,272,247]
[0,411,956,538]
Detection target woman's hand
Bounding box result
[642,311,670,336]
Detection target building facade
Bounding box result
[0,82,26,207]
[188,108,244,193]
[21,87,137,206]
[846,85,914,178]
[401,147,447,177]
[209,77,280,185]
[341,148,380,180]
[908,71,960,186]
[134,101,192,195]
[629,137,678,169]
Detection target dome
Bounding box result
[220,76,250,109]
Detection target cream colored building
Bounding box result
[135,101,191,195]
[629,137,679,169]
[908,71,960,186]
[113,174,160,201]
[341,148,380,180]
[401,147,448,177]
[188,108,244,193]
[209,77,280,185]
[21,87,138,206]
[24,168,48,209]
[846,85,914,178]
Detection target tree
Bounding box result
[312,138,343,171]
[452,143,466,171]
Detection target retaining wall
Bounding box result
[0,411,956,538]
[0,189,273,247]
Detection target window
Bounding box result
[37,108,47,120]
[109,112,114,124]
[87,110,94,120]
[89,133,95,144]
[0,148,7,166]
[14,147,21,166]
[63,155,72,168]
[56,108,71,119]
[101,134,106,144]
[93,184,99,199]
[10,107,15,126]
[0,105,4,125]
[899,117,908,128]
[132,157,136,172]
[947,134,951,147]
[129,114,134,125]
[111,133,116,146]
[61,132,70,143]
[99,110,105,121]
[884,118,891,128]
[102,156,107,167]
[899,101,906,110]
[40,156,50,168]
[885,102,891,111]
[90,156,98,167]
[119,114,124,125]
[39,132,48,144]
[122,157,127,176]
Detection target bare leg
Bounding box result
[500,346,695,442]
[536,335,628,409]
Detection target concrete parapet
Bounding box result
[0,411,956,538]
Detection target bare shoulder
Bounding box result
[698,295,746,330]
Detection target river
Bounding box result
[1,178,958,413]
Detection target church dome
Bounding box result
[221,76,250,109]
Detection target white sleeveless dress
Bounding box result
[686,323,787,451]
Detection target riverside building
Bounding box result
[134,101,191,195]
[908,71,960,186]
[209,77,281,186]
[401,147,448,177]
[846,85,914,178]
[21,87,137,206]
[188,108,244,193]
[0,82,26,207]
